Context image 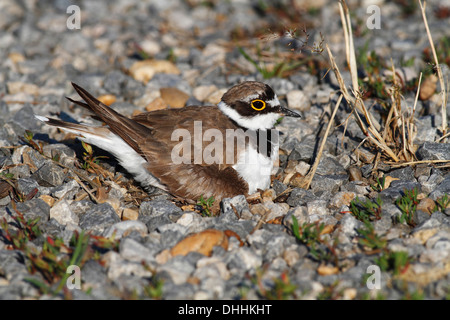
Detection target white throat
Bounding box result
[217,101,281,130]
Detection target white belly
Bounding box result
[232,146,277,194]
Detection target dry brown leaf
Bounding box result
[170,229,228,257]
[383,176,399,189]
[320,224,335,235]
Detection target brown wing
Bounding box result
[132,107,249,201]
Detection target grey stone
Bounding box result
[379,181,421,201]
[39,218,64,238]
[79,203,121,234]
[272,180,287,195]
[340,181,370,195]
[315,156,347,175]
[373,214,393,233]
[162,282,197,300]
[119,238,156,265]
[70,200,93,216]
[16,177,40,197]
[264,234,293,261]
[42,144,76,167]
[32,161,66,187]
[12,104,41,133]
[7,198,50,223]
[81,260,108,286]
[287,188,316,207]
[159,224,188,248]
[103,220,148,240]
[361,164,374,178]
[9,164,31,179]
[420,173,445,195]
[220,195,248,222]
[51,180,79,200]
[283,206,309,230]
[417,142,450,161]
[338,213,363,237]
[288,134,322,162]
[142,214,173,233]
[310,174,348,193]
[388,166,416,182]
[157,255,195,285]
[50,199,79,228]
[413,210,431,226]
[139,200,181,217]
[221,195,248,214]
[429,176,450,200]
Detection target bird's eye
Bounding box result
[251,99,266,111]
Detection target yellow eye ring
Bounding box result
[251,99,266,111]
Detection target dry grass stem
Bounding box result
[388,159,450,168]
[299,94,343,189]
[326,42,400,162]
[72,175,99,203]
[419,0,448,138]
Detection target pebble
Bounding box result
[160,87,190,108]
[128,60,180,83]
[103,220,148,239]
[286,90,310,111]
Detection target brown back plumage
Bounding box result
[63,83,250,202]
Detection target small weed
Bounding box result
[0,203,42,250]
[291,216,338,265]
[393,0,418,16]
[375,251,410,276]
[21,130,44,155]
[142,276,164,300]
[370,176,386,192]
[1,207,120,297]
[196,195,215,217]
[357,220,387,251]
[317,280,343,300]
[402,289,425,300]
[356,42,389,100]
[360,291,387,300]
[422,36,450,74]
[166,48,177,63]
[238,47,301,79]
[253,268,297,300]
[350,196,383,222]
[291,215,324,247]
[0,172,14,179]
[434,193,450,213]
[80,141,108,171]
[395,188,418,227]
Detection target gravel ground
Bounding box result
[0,0,449,300]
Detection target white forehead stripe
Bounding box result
[267,95,280,108]
[242,94,260,103]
